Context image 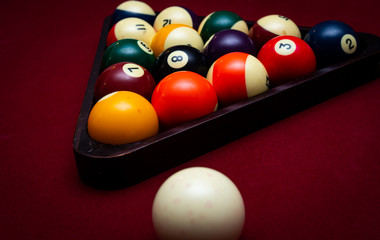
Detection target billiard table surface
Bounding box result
[1,0,379,239]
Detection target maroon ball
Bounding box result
[248,15,301,51]
[94,62,156,102]
[203,29,257,66]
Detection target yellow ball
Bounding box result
[151,24,204,57]
[87,91,159,145]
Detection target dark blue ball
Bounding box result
[304,20,360,67]
[203,29,257,66]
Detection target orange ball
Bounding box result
[150,24,204,57]
[87,91,159,145]
[151,71,218,129]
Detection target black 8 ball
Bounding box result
[154,45,208,82]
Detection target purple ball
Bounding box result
[203,29,257,66]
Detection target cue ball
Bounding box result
[153,6,199,31]
[151,24,204,57]
[198,10,249,43]
[106,17,156,47]
[207,52,269,107]
[155,45,208,81]
[152,167,245,240]
[87,91,159,145]
[110,0,156,26]
[94,62,156,101]
[101,39,155,73]
[257,35,316,87]
[203,29,257,66]
[249,14,301,50]
[304,20,360,67]
[151,71,218,129]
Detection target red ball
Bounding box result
[207,52,269,107]
[94,62,156,101]
[151,71,218,129]
[257,35,317,87]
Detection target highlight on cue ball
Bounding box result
[152,167,245,240]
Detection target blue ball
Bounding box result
[110,1,156,26]
[304,20,360,67]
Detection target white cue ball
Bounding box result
[152,167,245,240]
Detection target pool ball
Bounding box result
[249,14,301,50]
[110,0,156,26]
[304,20,360,67]
[151,71,218,129]
[101,39,155,73]
[94,62,156,102]
[153,6,199,31]
[87,91,159,145]
[203,29,257,66]
[257,35,316,87]
[207,52,269,107]
[151,24,204,57]
[152,167,245,240]
[155,45,208,81]
[198,11,249,42]
[106,17,156,47]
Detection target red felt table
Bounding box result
[1,0,379,239]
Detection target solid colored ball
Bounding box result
[203,29,257,66]
[249,14,301,50]
[101,39,155,73]
[151,71,218,129]
[257,35,316,87]
[153,6,199,31]
[155,45,208,82]
[110,0,156,26]
[198,11,249,43]
[304,20,360,67]
[151,24,204,57]
[207,52,269,107]
[152,167,245,240]
[87,91,159,145]
[94,62,156,102]
[106,17,156,47]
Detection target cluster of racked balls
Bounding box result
[87,0,360,147]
